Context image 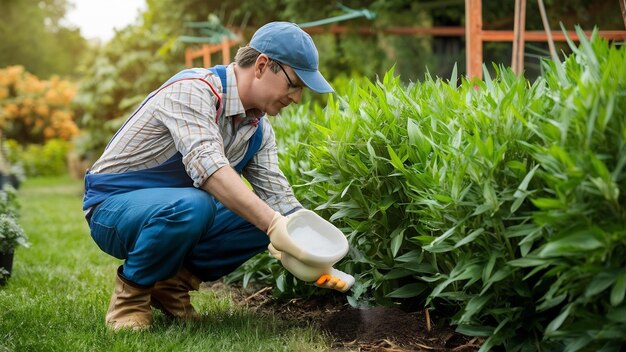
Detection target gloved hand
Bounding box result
[266,211,305,261]
[266,211,355,293]
[267,243,282,261]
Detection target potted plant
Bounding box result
[0,187,28,285]
[1,137,25,189]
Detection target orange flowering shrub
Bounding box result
[0,66,79,144]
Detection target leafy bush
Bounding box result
[236,29,625,350]
[0,66,79,144]
[0,185,20,218]
[4,138,70,177]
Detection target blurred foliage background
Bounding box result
[0,0,88,79]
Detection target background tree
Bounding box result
[0,0,88,79]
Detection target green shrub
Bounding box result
[0,186,28,283]
[234,28,625,351]
[0,185,20,217]
[5,138,70,177]
[0,213,28,254]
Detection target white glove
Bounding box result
[266,211,305,261]
[266,210,355,293]
[267,243,282,260]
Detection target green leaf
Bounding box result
[585,272,617,298]
[589,153,611,179]
[456,324,493,337]
[545,304,573,335]
[455,228,484,248]
[472,203,492,216]
[378,195,396,213]
[433,194,453,203]
[564,336,592,352]
[243,271,252,288]
[386,145,407,173]
[329,206,364,222]
[481,252,497,283]
[610,271,626,306]
[508,257,551,267]
[340,179,355,198]
[428,224,458,247]
[481,266,514,295]
[430,263,482,298]
[531,197,563,209]
[275,272,286,292]
[483,63,494,91]
[386,283,427,298]
[538,230,604,257]
[366,139,377,162]
[476,317,511,352]
[400,261,436,274]
[383,269,413,280]
[412,235,435,245]
[449,63,458,88]
[537,293,567,312]
[506,160,526,172]
[394,250,422,262]
[311,122,333,136]
[459,294,492,323]
[390,228,405,257]
[511,164,540,212]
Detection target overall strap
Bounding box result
[206,65,227,124]
[208,65,228,93]
[208,64,264,174]
[234,119,263,173]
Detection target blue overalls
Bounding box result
[83,66,269,286]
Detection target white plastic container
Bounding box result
[279,210,354,289]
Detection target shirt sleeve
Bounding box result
[242,117,303,215]
[153,77,230,188]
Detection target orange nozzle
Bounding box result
[316,274,331,285]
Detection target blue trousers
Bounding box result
[88,187,269,286]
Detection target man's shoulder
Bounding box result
[168,68,223,92]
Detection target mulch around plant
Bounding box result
[202,281,482,351]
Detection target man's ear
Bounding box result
[255,54,270,79]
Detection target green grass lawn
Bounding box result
[0,176,330,352]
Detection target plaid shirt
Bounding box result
[89,64,302,215]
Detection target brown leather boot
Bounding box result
[151,267,202,320]
[105,266,153,330]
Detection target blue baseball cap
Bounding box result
[250,22,334,94]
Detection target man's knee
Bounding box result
[163,189,216,235]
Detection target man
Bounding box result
[83,22,350,330]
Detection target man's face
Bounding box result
[256,58,304,116]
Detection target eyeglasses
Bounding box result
[273,61,303,94]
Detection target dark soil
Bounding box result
[203,281,482,351]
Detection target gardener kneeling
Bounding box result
[82,22,350,330]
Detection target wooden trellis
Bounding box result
[465,0,626,79]
[301,1,626,80]
[180,19,242,68]
[184,38,240,68]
